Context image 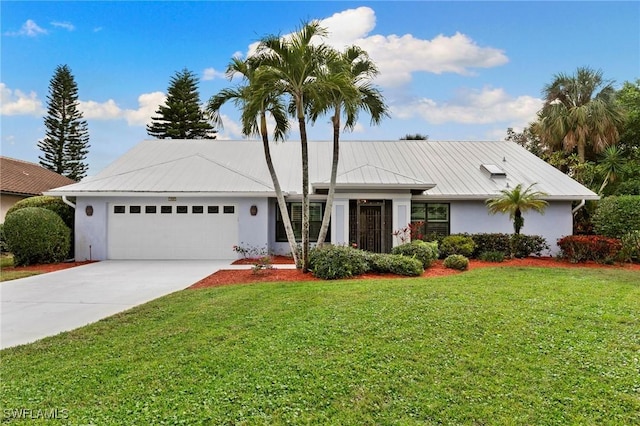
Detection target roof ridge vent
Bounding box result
[480,164,506,179]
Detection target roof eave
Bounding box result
[43,190,281,198]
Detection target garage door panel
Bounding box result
[108,203,238,259]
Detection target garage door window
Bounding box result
[161,206,172,214]
[208,206,219,214]
[130,206,141,214]
[192,206,203,214]
[223,206,235,214]
[114,206,125,214]
[146,206,156,214]
[177,206,188,214]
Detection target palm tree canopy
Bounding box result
[537,67,626,163]
[485,183,549,219]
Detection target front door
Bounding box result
[359,204,383,253]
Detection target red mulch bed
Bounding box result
[189,256,640,289]
[4,260,96,273]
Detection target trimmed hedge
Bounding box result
[443,254,469,270]
[479,251,505,262]
[510,234,549,258]
[391,240,439,268]
[367,253,423,276]
[0,224,8,253]
[620,231,640,263]
[440,235,475,258]
[470,233,511,257]
[3,207,71,266]
[592,195,640,238]
[309,245,370,280]
[557,235,622,264]
[6,196,74,230]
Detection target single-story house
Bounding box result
[46,140,598,260]
[1,156,76,222]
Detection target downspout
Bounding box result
[62,196,76,209]
[572,199,586,215]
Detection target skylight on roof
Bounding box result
[480,164,506,178]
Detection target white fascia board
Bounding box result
[412,194,600,201]
[42,191,279,198]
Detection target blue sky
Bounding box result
[1,1,638,174]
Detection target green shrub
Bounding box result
[6,196,74,230]
[479,251,505,262]
[440,234,476,258]
[619,230,640,263]
[3,207,71,266]
[592,195,640,238]
[391,240,439,268]
[0,223,8,253]
[309,245,369,280]
[470,233,511,257]
[510,234,549,258]
[557,235,622,264]
[366,253,423,276]
[443,254,469,271]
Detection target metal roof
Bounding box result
[46,140,599,201]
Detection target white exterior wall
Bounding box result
[449,200,573,254]
[74,196,269,261]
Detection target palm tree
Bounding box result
[597,145,626,195]
[309,45,388,246]
[485,183,549,234]
[537,67,626,164]
[254,20,333,271]
[206,57,299,266]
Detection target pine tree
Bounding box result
[38,65,90,181]
[147,69,216,139]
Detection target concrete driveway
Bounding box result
[1,260,231,349]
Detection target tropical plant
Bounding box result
[38,64,90,181]
[399,133,428,140]
[147,69,216,139]
[253,20,334,271]
[536,67,626,164]
[309,45,388,246]
[207,57,299,266]
[485,183,549,234]
[597,145,626,195]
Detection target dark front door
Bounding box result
[359,204,383,253]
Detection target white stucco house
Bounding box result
[45,140,598,261]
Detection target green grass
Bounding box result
[1,267,639,424]
[0,254,40,282]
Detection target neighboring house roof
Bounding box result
[45,140,599,201]
[1,156,76,196]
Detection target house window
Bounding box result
[411,202,450,238]
[129,206,141,214]
[223,206,235,214]
[114,206,125,214]
[208,206,219,214]
[161,206,172,214]
[192,206,203,214]
[276,202,328,242]
[177,206,188,214]
[145,206,157,214]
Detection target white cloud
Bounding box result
[391,86,542,126]
[319,6,376,47]
[5,19,48,37]
[78,92,166,126]
[0,83,44,115]
[51,21,75,31]
[202,67,226,81]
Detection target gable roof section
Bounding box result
[0,156,76,196]
[46,140,599,201]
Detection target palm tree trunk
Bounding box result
[316,107,340,246]
[577,141,586,164]
[514,209,523,234]
[260,113,299,266]
[297,100,310,272]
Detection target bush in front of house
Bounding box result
[619,230,640,263]
[391,240,439,268]
[510,234,549,258]
[309,245,370,280]
[443,254,469,270]
[6,196,74,230]
[557,235,622,264]
[366,253,424,276]
[479,251,505,262]
[470,233,511,257]
[592,195,640,239]
[440,234,476,258]
[3,207,71,266]
[0,224,8,253]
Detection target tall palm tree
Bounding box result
[206,57,300,266]
[254,20,333,271]
[537,67,626,163]
[309,45,388,246]
[486,183,549,234]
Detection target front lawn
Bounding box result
[0,254,40,282]
[1,267,638,424]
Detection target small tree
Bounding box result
[147,69,216,139]
[400,133,428,140]
[486,183,549,234]
[38,64,90,181]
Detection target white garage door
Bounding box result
[108,203,238,259]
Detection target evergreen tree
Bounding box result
[38,64,90,181]
[147,69,216,139]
